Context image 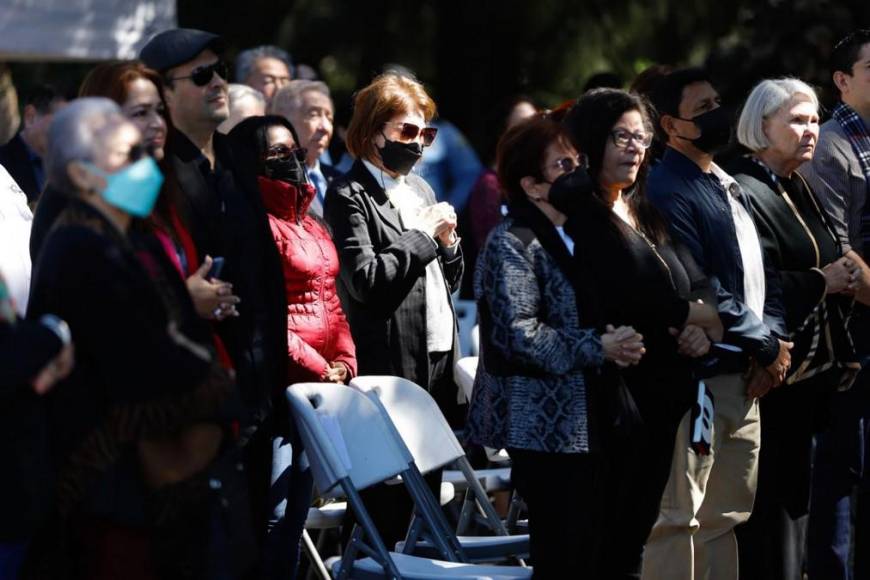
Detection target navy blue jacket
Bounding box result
[647,148,786,367]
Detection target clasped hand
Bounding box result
[602,324,645,367]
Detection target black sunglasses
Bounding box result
[266,144,308,162]
[167,61,228,87]
[384,121,438,147]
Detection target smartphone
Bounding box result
[207,257,225,280]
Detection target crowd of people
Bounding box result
[0,23,868,580]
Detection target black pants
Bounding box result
[509,449,602,579]
[736,375,829,580]
[596,414,681,580]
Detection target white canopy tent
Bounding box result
[0,0,176,61]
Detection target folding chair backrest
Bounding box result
[350,375,466,474]
[286,382,411,498]
[454,356,479,404]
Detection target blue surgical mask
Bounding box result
[88,156,164,217]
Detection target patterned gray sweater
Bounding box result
[466,218,603,454]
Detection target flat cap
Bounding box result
[139,28,226,73]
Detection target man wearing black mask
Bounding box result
[638,68,792,580]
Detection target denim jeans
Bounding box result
[0,542,26,580]
[808,368,870,580]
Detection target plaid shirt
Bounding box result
[832,102,870,254]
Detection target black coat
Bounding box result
[728,156,856,385]
[0,133,40,204]
[166,130,287,429]
[323,160,463,388]
[0,311,62,541]
[26,199,231,519]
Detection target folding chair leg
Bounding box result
[301,529,331,580]
[403,467,466,562]
[339,479,403,579]
[457,458,510,536]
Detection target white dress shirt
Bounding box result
[0,164,32,315]
[711,163,766,321]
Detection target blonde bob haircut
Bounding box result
[736,78,819,152]
[345,73,437,162]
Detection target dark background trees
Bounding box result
[8,0,870,155]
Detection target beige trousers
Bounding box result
[641,373,760,580]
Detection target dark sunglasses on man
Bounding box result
[167,60,229,87]
[384,121,438,147]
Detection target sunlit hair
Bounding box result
[345,73,436,162]
[269,79,331,116]
[496,114,572,206]
[79,60,164,106]
[45,97,127,194]
[736,78,819,152]
[235,45,293,83]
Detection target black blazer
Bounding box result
[323,159,463,388]
[167,130,288,428]
[0,133,40,203]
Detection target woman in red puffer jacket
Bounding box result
[229,115,357,580]
[231,115,356,386]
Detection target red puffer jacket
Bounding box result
[258,176,357,383]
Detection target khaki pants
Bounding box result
[641,373,760,580]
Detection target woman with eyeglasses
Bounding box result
[229,114,356,579]
[25,98,246,578]
[549,88,723,578]
[467,114,645,578]
[323,72,462,547]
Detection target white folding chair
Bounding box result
[350,376,529,563]
[286,383,532,579]
[453,299,478,358]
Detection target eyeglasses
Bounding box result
[550,156,582,174]
[384,121,438,147]
[167,61,229,87]
[265,144,307,162]
[610,129,653,150]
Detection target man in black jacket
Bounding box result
[139,28,287,434]
[139,28,291,576]
[0,85,67,205]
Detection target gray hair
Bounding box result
[269,79,331,116]
[736,78,820,152]
[45,97,126,194]
[235,45,293,83]
[227,83,266,109]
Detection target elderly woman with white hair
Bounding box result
[25,97,250,578]
[728,79,862,580]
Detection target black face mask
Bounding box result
[378,136,423,176]
[676,106,732,154]
[264,155,308,186]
